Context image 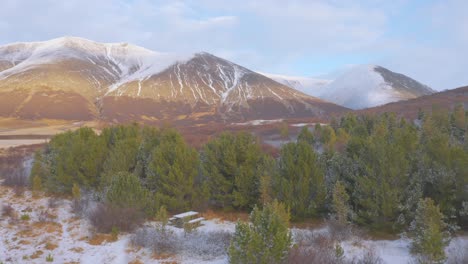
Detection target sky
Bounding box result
[0,0,467,91]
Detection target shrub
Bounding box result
[132,227,179,255]
[20,214,30,221]
[88,203,144,233]
[228,201,292,264]
[111,227,119,241]
[350,248,383,264]
[2,163,29,187]
[45,254,53,262]
[288,232,345,264]
[131,227,232,259]
[410,198,451,263]
[1,204,15,218]
[47,198,61,209]
[106,172,150,211]
[37,210,55,223]
[31,175,43,197]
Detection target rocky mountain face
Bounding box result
[0,37,347,123]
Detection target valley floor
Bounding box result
[0,185,467,264]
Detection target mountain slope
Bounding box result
[0,37,348,123]
[356,85,468,118]
[320,65,435,109]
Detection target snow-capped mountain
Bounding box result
[258,72,331,96]
[0,37,347,123]
[320,65,435,109]
[267,65,435,110]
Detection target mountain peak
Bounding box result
[320,64,434,109]
[0,37,347,123]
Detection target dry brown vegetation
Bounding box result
[356,85,468,119]
[201,209,249,222]
[87,233,115,245]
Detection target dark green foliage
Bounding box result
[106,171,150,210]
[201,132,270,210]
[42,128,108,193]
[410,198,450,263]
[147,129,203,212]
[228,200,292,264]
[32,106,468,234]
[328,111,468,231]
[297,126,314,145]
[101,137,140,185]
[332,180,350,225]
[274,141,326,219]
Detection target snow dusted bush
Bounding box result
[290,227,383,264]
[131,227,231,259]
[37,210,55,223]
[2,167,29,188]
[47,197,62,209]
[350,248,384,264]
[327,219,357,242]
[181,231,231,258]
[88,203,145,233]
[1,204,15,218]
[132,227,179,254]
[70,191,96,217]
[289,231,345,264]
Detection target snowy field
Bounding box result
[0,185,467,264]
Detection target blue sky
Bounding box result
[1,0,467,90]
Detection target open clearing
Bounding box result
[1,184,467,263]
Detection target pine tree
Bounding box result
[72,183,81,200]
[30,150,47,192]
[274,141,326,219]
[228,200,292,264]
[297,126,314,145]
[450,104,465,142]
[332,180,350,225]
[279,122,290,141]
[201,132,269,210]
[410,198,451,264]
[106,171,149,211]
[31,175,42,197]
[155,205,169,231]
[101,137,140,186]
[321,126,337,152]
[147,129,202,212]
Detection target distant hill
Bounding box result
[356,86,468,118]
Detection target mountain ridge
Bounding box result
[0,37,348,124]
[262,65,435,110]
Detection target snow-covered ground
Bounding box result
[0,185,235,264]
[1,185,466,264]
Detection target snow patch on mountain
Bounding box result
[0,36,195,93]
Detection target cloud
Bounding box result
[0,0,467,90]
[378,0,468,90]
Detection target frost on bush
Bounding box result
[1,204,15,218]
[289,228,383,264]
[88,203,144,233]
[289,230,346,264]
[131,227,231,260]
